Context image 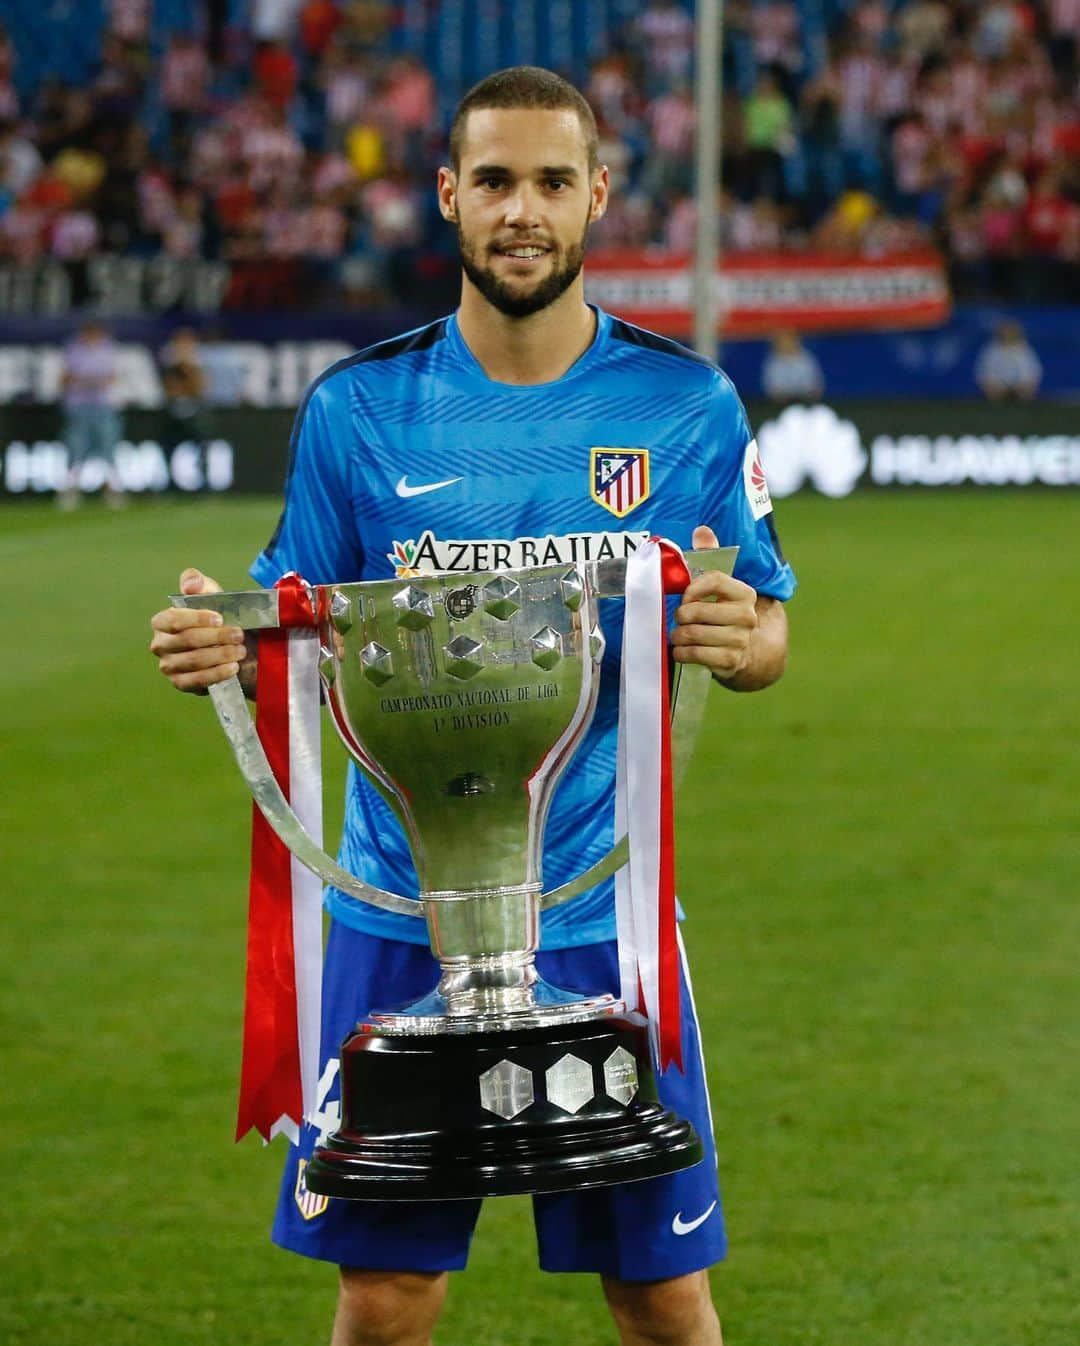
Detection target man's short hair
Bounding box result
[449,66,599,173]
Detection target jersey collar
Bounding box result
[445,305,610,388]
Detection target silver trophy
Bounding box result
[176,547,735,1200]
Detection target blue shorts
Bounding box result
[272,922,727,1280]
[63,405,121,465]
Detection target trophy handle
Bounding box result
[206,677,422,917]
[539,545,733,910]
[171,587,424,919]
[538,661,707,908]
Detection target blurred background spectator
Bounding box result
[159,325,209,442]
[974,318,1044,398]
[59,318,123,509]
[762,328,825,403]
[200,324,249,405]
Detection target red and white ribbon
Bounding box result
[615,538,690,1073]
[236,574,326,1144]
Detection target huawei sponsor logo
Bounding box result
[757,405,867,499]
[756,404,1080,494]
[869,432,1080,486]
[741,437,773,519]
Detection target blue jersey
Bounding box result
[251,306,796,948]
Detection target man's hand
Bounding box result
[671,525,788,691]
[149,568,248,694]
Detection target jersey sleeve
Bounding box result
[700,371,797,602]
[250,372,365,587]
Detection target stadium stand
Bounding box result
[0,0,1077,307]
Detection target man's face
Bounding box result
[440,107,607,319]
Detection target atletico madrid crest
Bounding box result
[591,448,650,518]
[294,1158,330,1221]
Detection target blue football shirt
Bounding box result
[251,306,796,948]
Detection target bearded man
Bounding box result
[150,66,795,1346]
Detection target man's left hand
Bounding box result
[670,524,759,680]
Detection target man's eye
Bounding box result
[546,178,568,191]
[483,177,506,190]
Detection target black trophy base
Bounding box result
[305,1013,702,1201]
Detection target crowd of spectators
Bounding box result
[589,0,1080,301]
[0,0,1077,307]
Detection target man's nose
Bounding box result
[504,184,541,227]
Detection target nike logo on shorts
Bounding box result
[395,474,462,497]
[671,1200,718,1236]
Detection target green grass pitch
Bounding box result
[1,492,1076,1345]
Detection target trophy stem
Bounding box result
[363,884,620,1032]
[422,883,541,960]
[436,950,540,1018]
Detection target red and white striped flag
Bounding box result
[236,574,326,1144]
[614,537,688,1072]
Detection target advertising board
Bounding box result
[2,403,1076,500]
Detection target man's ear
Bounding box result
[437,166,458,222]
[590,165,610,223]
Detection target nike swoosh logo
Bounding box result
[671,1201,718,1236]
[395,475,462,498]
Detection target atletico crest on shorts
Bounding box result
[591,448,650,518]
[294,1158,330,1221]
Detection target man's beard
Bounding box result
[458,218,590,318]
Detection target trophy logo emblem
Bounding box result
[444,584,478,620]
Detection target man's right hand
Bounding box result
[149,568,248,693]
